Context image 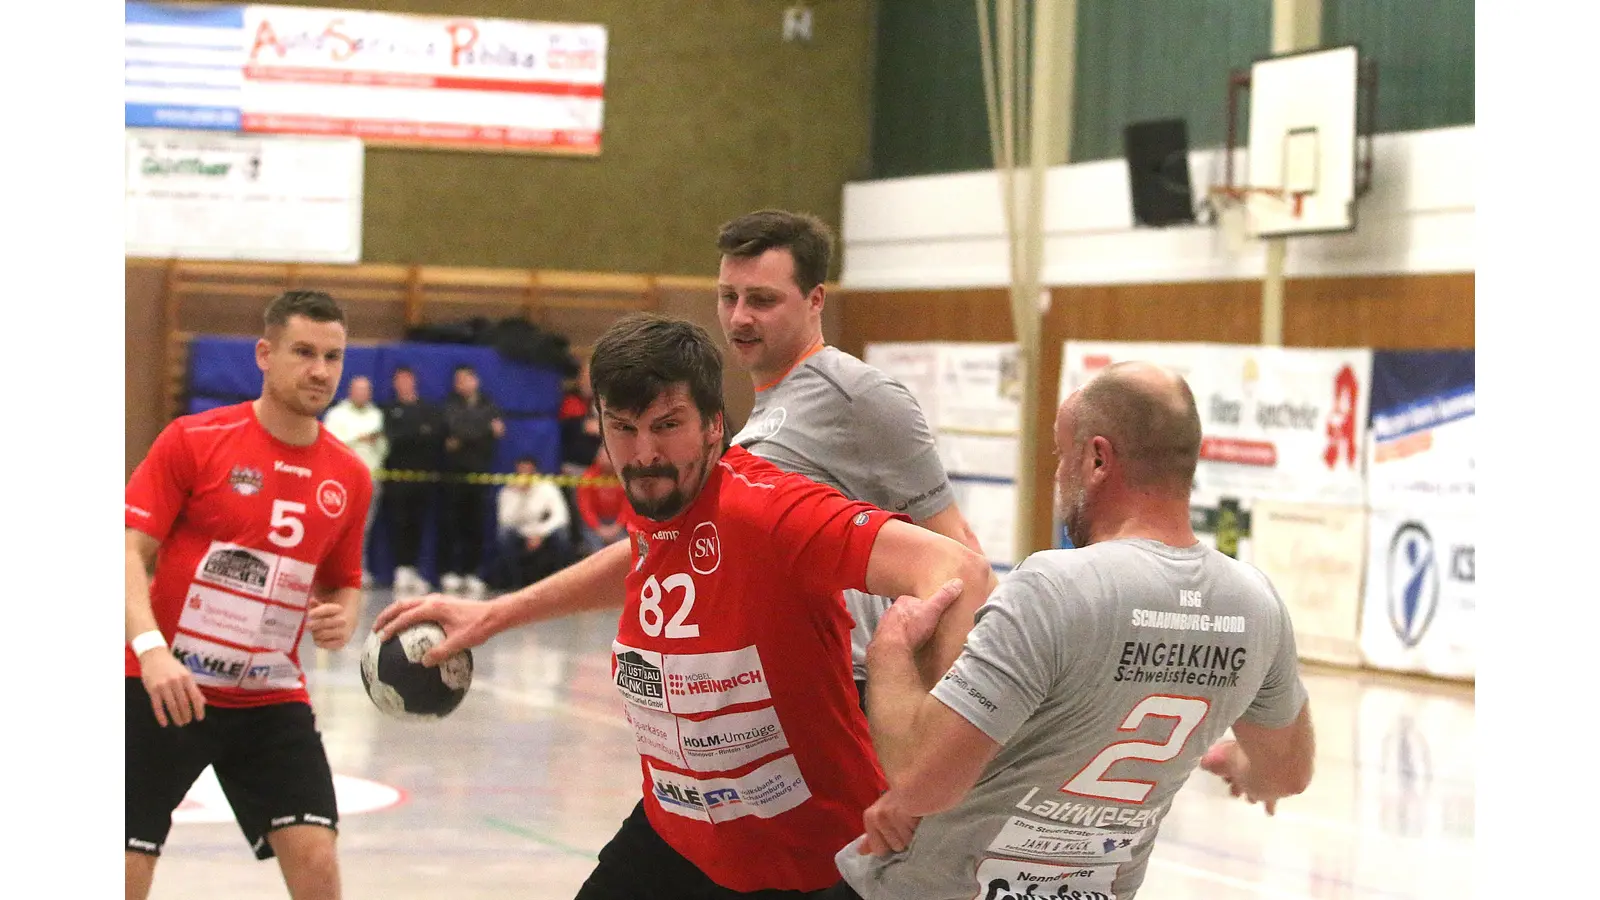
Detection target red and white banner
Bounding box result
[241,5,607,154]
[1061,342,1372,507]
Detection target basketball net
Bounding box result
[1209,185,1308,253]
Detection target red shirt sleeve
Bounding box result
[315,465,373,591]
[125,421,197,541]
[756,471,908,598]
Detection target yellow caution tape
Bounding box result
[376,469,620,487]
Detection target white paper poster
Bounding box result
[1251,501,1368,666]
[125,128,364,262]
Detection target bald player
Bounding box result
[828,362,1316,900]
[716,209,989,702]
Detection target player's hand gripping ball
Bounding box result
[360,622,473,719]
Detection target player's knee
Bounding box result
[270,825,340,899]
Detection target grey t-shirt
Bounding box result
[836,539,1309,900]
[731,346,956,680]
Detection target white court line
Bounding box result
[473,677,630,732]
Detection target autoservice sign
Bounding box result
[126,2,608,155]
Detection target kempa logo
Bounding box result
[1387,522,1440,648]
[274,460,312,478]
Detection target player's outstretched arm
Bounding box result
[1201,703,1315,815]
[863,519,998,685]
[373,538,633,666]
[126,528,206,727]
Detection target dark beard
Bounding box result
[622,462,692,521]
[1064,486,1091,548]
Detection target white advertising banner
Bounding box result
[867,341,1021,567]
[1360,508,1475,679]
[1061,341,1373,507]
[1250,501,1367,666]
[125,127,363,262]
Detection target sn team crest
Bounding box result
[229,466,264,496]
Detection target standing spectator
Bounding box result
[323,375,387,586]
[558,355,602,546]
[382,366,443,595]
[575,450,626,556]
[439,364,504,599]
[491,456,573,589]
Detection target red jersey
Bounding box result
[576,459,626,529]
[125,402,373,709]
[610,446,907,892]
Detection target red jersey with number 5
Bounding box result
[610,446,907,893]
[125,402,372,709]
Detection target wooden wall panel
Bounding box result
[1285,273,1475,348]
[126,261,168,478]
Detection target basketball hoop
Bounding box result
[1208,185,1309,250]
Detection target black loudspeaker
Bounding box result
[1124,119,1196,227]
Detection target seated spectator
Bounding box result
[491,456,574,589]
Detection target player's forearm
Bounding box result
[486,538,630,632]
[864,636,933,786]
[125,533,162,645]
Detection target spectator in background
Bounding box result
[575,450,626,557]
[492,456,574,589]
[382,366,444,596]
[323,375,387,586]
[558,355,602,546]
[439,364,504,599]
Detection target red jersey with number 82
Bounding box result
[611,447,906,892]
[125,402,372,709]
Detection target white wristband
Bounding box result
[130,630,167,657]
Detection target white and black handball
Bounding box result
[360,623,473,719]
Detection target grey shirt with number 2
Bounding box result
[730,346,956,681]
[836,539,1309,900]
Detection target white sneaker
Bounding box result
[464,575,488,600]
[393,566,419,594]
[441,572,465,595]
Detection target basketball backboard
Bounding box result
[1244,44,1361,237]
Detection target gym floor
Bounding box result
[146,588,1475,899]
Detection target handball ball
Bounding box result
[360,623,473,719]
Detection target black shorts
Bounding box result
[576,801,854,900]
[125,677,338,860]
